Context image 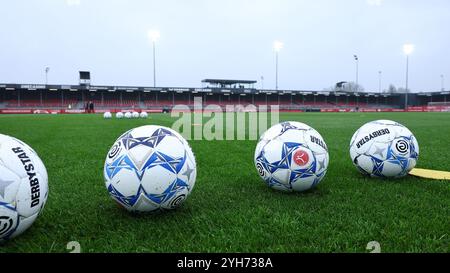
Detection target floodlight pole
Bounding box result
[273,41,283,91]
[152,40,156,88]
[148,30,160,87]
[45,67,50,85]
[275,51,279,91]
[354,55,359,92]
[403,44,414,109]
[441,74,445,91]
[378,71,382,93]
[405,54,409,109]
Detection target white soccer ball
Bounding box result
[132,112,140,119]
[103,112,112,119]
[350,120,419,178]
[104,126,197,212]
[140,112,148,119]
[0,134,48,242]
[116,112,124,119]
[254,122,329,192]
[124,112,132,119]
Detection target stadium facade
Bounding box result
[0,80,449,114]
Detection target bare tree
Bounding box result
[386,84,397,93]
[397,87,410,93]
[325,81,365,92]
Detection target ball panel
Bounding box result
[11,212,39,239]
[353,154,375,175]
[0,165,21,204]
[291,175,317,192]
[259,123,283,142]
[381,161,404,178]
[16,175,45,218]
[107,169,141,198]
[141,166,178,195]
[0,140,30,179]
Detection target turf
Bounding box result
[0,112,448,253]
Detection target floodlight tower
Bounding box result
[378,71,382,93]
[274,41,283,90]
[45,67,50,85]
[354,55,359,92]
[403,44,414,109]
[148,30,160,87]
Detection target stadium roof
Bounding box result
[1,83,447,96]
[202,79,257,85]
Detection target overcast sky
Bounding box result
[0,0,449,92]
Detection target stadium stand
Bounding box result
[0,82,449,113]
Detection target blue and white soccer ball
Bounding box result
[0,134,48,242]
[124,112,132,119]
[254,122,329,192]
[104,125,197,212]
[350,120,419,178]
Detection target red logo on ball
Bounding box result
[293,149,309,166]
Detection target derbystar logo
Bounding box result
[12,147,41,208]
[356,129,391,149]
[310,136,328,151]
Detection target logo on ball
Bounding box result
[256,163,265,176]
[108,142,122,159]
[169,195,186,209]
[0,216,14,237]
[293,149,309,166]
[395,140,409,154]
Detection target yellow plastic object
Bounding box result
[409,168,450,180]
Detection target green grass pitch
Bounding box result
[0,112,449,253]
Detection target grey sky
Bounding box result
[0,0,449,92]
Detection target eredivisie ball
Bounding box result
[103,112,112,119]
[140,112,148,119]
[350,120,419,178]
[254,122,329,192]
[104,126,197,212]
[0,134,48,241]
[116,112,124,119]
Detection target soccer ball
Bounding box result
[124,112,132,119]
[104,125,197,212]
[0,134,48,242]
[103,112,112,119]
[350,120,419,178]
[116,112,124,119]
[254,122,329,192]
[132,112,140,119]
[140,112,148,119]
